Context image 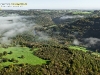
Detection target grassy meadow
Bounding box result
[0,47,47,67]
[68,45,100,57]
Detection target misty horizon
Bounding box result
[0,0,100,10]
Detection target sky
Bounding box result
[0,0,100,10]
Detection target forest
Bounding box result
[0,9,100,75]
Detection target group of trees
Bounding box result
[0,51,19,63]
[34,45,100,75]
[0,52,25,64]
[0,10,100,75]
[0,51,12,58]
[0,43,100,75]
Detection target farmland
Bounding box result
[0,46,47,68]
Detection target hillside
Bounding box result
[0,44,100,75]
[70,16,100,38]
[57,16,100,52]
[0,10,100,75]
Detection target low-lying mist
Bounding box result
[72,37,100,52]
[0,13,50,45]
[60,15,84,20]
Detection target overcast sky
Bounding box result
[0,0,100,10]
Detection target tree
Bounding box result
[11,58,15,62]
[9,51,13,54]
[21,55,24,59]
[0,53,3,58]
[2,58,8,62]
[14,60,18,63]
[3,51,7,55]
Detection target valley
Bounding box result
[0,9,100,75]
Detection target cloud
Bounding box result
[60,15,84,20]
[73,39,80,45]
[0,13,35,44]
[0,13,50,45]
[37,32,50,40]
[84,37,100,46]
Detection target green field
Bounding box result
[68,45,100,57]
[72,11,92,15]
[0,47,47,67]
[68,45,88,52]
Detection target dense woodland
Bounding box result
[0,10,100,75]
[0,43,100,75]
